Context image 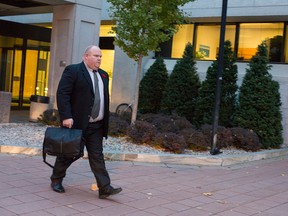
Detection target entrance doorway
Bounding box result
[0,41,50,109]
[0,20,52,110]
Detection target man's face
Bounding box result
[85,47,102,70]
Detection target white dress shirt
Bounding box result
[85,64,104,122]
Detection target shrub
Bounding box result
[126,120,157,144]
[110,112,265,153]
[194,40,238,127]
[140,113,194,134]
[214,126,234,149]
[38,109,60,126]
[199,124,234,149]
[180,128,209,151]
[172,113,195,131]
[140,113,180,133]
[138,57,169,114]
[108,113,129,137]
[152,132,187,154]
[161,42,201,122]
[231,127,262,151]
[234,42,283,149]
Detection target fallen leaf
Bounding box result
[91,184,98,191]
[203,192,213,196]
[217,200,227,204]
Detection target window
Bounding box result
[238,23,284,62]
[195,24,236,60]
[171,24,194,58]
[99,24,115,93]
[285,23,288,63]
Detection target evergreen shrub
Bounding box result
[161,42,201,122]
[138,57,169,113]
[194,40,238,127]
[233,42,283,148]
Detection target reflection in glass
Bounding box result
[195,25,236,60]
[238,23,284,61]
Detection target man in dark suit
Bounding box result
[50,45,122,199]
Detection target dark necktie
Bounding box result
[91,70,100,119]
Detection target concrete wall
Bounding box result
[0,91,11,123]
[100,0,288,21]
[183,0,288,21]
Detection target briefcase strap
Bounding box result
[42,139,81,169]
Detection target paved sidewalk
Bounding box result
[0,153,287,216]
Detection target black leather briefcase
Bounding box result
[42,127,83,168]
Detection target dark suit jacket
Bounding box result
[56,61,110,138]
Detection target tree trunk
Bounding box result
[131,55,143,125]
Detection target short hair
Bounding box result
[84,45,100,54]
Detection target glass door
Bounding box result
[35,50,50,96]
[23,49,38,107]
[11,48,23,107]
[0,36,50,109]
[0,48,13,92]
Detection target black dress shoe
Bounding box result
[51,181,65,193]
[99,185,122,199]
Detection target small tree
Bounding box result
[194,40,238,127]
[234,42,283,148]
[138,57,168,114]
[107,0,194,124]
[161,43,201,122]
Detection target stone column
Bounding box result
[0,91,12,123]
[48,1,103,108]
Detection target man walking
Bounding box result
[50,45,122,199]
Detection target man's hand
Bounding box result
[62,118,73,128]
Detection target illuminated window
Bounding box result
[99,25,115,75]
[171,24,194,58]
[100,25,116,37]
[238,23,284,62]
[195,25,236,60]
[99,24,115,93]
[285,23,288,63]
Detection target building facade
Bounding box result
[1,0,288,145]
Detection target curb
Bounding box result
[1,145,288,166]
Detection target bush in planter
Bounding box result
[108,113,129,137]
[138,57,169,114]
[231,127,261,152]
[179,128,209,151]
[126,120,157,144]
[161,42,201,122]
[38,109,60,126]
[139,113,179,133]
[194,40,238,127]
[233,42,283,149]
[139,113,194,134]
[152,132,187,154]
[199,124,234,150]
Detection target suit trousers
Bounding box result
[50,120,111,189]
